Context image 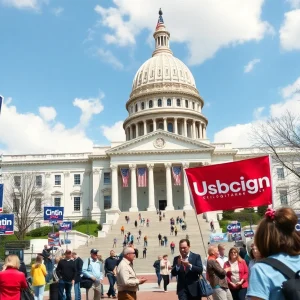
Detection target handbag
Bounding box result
[21,287,34,300]
[80,276,94,289]
[198,276,213,298]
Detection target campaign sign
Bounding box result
[0,184,3,212]
[48,232,60,247]
[244,230,254,238]
[59,221,72,232]
[0,214,14,235]
[61,239,71,245]
[232,232,243,241]
[44,206,64,223]
[227,222,241,233]
[209,233,228,243]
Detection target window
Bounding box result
[55,175,61,186]
[14,176,21,187]
[167,122,173,132]
[192,102,195,109]
[149,100,153,108]
[135,104,138,112]
[54,197,61,207]
[158,99,162,107]
[74,174,81,185]
[36,175,42,187]
[279,190,288,205]
[104,195,112,209]
[176,99,181,106]
[74,197,81,211]
[35,222,41,229]
[104,172,111,184]
[185,100,189,108]
[13,198,20,213]
[158,122,163,129]
[149,124,153,132]
[141,102,145,110]
[277,168,285,180]
[35,198,42,212]
[167,98,172,106]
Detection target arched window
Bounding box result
[167,122,173,132]
[135,104,138,112]
[141,102,145,110]
[192,102,195,109]
[149,100,153,108]
[158,99,162,107]
[158,122,163,129]
[185,100,189,108]
[176,99,181,107]
[167,98,172,106]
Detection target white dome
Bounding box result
[132,53,196,92]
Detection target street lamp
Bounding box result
[86,207,90,235]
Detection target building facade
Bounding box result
[0,11,298,228]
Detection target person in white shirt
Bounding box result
[216,243,228,268]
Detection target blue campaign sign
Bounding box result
[210,233,228,243]
[44,206,64,223]
[0,214,14,235]
[244,230,254,238]
[59,221,72,232]
[227,222,242,233]
[0,184,3,212]
[232,232,243,241]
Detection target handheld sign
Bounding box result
[0,184,3,212]
[0,214,14,235]
[44,206,64,223]
[232,232,243,241]
[244,230,254,238]
[227,222,241,233]
[59,221,72,232]
[48,232,60,247]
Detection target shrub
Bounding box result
[28,226,59,237]
[74,219,97,226]
[257,205,268,217]
[97,224,102,231]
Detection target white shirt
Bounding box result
[216,255,228,268]
[229,260,240,283]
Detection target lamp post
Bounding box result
[86,207,90,235]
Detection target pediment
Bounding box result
[106,130,215,155]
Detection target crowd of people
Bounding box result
[0,207,299,300]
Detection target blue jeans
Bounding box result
[156,271,162,286]
[59,280,72,300]
[45,259,53,283]
[33,285,45,300]
[107,273,116,296]
[74,282,81,300]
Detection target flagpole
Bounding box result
[268,154,274,209]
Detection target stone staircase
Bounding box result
[74,210,212,273]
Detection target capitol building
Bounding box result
[0,11,297,228]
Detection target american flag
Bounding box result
[172,166,182,186]
[120,168,129,187]
[156,14,164,29]
[137,167,147,187]
[0,95,3,114]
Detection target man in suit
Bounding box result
[171,239,203,300]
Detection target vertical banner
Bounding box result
[172,166,182,186]
[0,184,3,212]
[44,206,64,223]
[185,156,273,214]
[120,168,129,187]
[137,167,147,187]
[0,214,14,235]
[48,232,60,247]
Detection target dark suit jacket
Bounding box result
[171,252,203,297]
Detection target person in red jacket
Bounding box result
[0,254,28,300]
[224,247,248,300]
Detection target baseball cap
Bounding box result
[90,249,99,254]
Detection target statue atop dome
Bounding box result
[156,8,164,29]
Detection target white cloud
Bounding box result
[281,77,300,98]
[73,95,104,127]
[96,49,124,70]
[39,106,57,122]
[244,58,261,73]
[280,9,300,51]
[1,0,47,11]
[94,0,273,65]
[52,6,63,16]
[287,0,300,9]
[213,76,300,147]
[101,121,126,142]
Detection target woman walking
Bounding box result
[247,207,300,300]
[31,255,47,300]
[0,255,27,300]
[224,247,248,300]
[160,254,172,292]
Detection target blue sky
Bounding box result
[0,0,300,154]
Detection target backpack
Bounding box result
[80,258,93,289]
[259,257,300,300]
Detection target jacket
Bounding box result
[224,259,249,289]
[31,263,47,286]
[206,259,228,289]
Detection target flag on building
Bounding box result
[156,9,164,29]
[172,166,182,185]
[120,168,129,188]
[184,156,273,214]
[0,95,3,114]
[137,167,147,187]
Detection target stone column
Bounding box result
[136,123,139,137]
[110,164,119,210]
[203,125,207,139]
[147,163,156,211]
[165,163,174,210]
[130,126,133,140]
[91,168,101,214]
[129,164,138,212]
[174,118,178,134]
[144,121,147,135]
[184,119,187,137]
[63,171,70,210]
[163,118,167,131]
[153,119,157,131]
[192,120,196,139]
[182,162,193,210]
